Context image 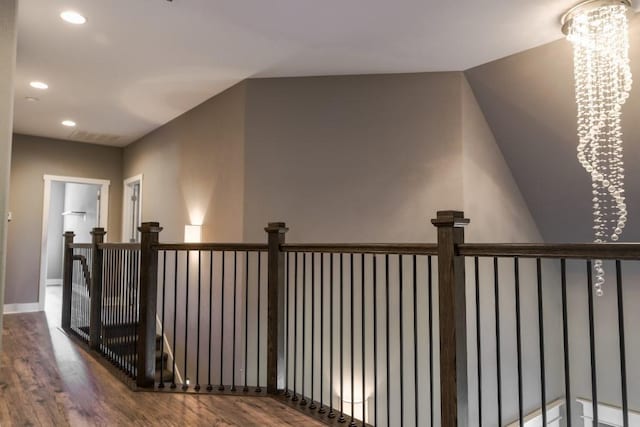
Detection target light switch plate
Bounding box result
[7,212,12,222]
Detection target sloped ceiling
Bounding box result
[466,14,640,242]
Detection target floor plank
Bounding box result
[0,309,323,427]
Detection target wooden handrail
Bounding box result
[153,243,267,251]
[281,243,438,255]
[99,243,141,250]
[458,243,640,259]
[69,243,93,249]
[72,254,91,292]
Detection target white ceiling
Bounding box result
[13,0,639,146]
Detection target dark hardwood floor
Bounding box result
[0,305,323,426]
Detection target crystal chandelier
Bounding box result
[562,0,633,295]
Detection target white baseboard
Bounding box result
[46,279,62,286]
[3,302,43,314]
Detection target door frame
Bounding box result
[122,174,143,242]
[39,175,110,310]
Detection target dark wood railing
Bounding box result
[61,210,637,427]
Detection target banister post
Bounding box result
[432,210,470,427]
[136,222,163,388]
[265,222,288,394]
[89,228,106,350]
[61,231,75,332]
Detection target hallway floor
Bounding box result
[0,307,323,426]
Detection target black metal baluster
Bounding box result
[244,251,250,392]
[195,250,202,391]
[219,251,226,391]
[231,251,238,392]
[328,253,335,419]
[385,254,390,427]
[536,258,547,425]
[429,256,434,427]
[159,251,167,388]
[362,254,366,425]
[292,252,299,401]
[476,257,482,427]
[413,255,418,427]
[183,250,190,390]
[319,253,325,413]
[122,249,128,372]
[586,260,598,424]
[349,253,355,427]
[560,259,572,427]
[399,254,404,427]
[310,253,317,410]
[285,252,291,397]
[515,257,523,425]
[493,257,502,427]
[301,253,308,406]
[339,253,345,423]
[616,260,629,427]
[256,252,262,392]
[171,251,178,389]
[373,255,378,427]
[207,251,214,391]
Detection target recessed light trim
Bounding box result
[25,96,40,102]
[30,81,48,90]
[62,120,77,127]
[60,11,87,25]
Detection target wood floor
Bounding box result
[0,309,324,426]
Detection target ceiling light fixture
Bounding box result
[562,0,633,295]
[25,97,39,102]
[60,11,87,25]
[29,81,48,90]
[62,120,77,127]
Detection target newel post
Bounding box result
[61,231,75,332]
[136,222,163,388]
[89,227,106,350]
[432,210,470,427]
[265,222,288,394]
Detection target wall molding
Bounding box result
[46,279,62,286]
[3,302,43,314]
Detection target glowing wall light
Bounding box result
[184,224,202,243]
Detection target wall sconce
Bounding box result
[184,224,201,243]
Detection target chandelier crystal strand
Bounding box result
[568,3,632,296]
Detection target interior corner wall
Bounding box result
[242,73,464,243]
[123,82,246,244]
[5,134,123,305]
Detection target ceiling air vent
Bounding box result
[68,130,123,145]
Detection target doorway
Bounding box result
[122,175,142,243]
[40,175,110,323]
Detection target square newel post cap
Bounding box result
[265,222,289,233]
[90,227,107,237]
[431,210,470,228]
[138,222,163,233]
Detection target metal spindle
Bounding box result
[244,251,249,392]
[207,251,214,391]
[183,250,190,390]
[319,253,325,413]
[428,256,434,427]
[373,255,378,427]
[362,254,366,425]
[219,251,226,391]
[196,250,202,391]
[171,251,178,388]
[586,260,598,424]
[385,254,390,427]
[515,257,523,425]
[310,253,317,410]
[292,252,298,401]
[339,253,345,423]
[285,252,291,397]
[616,260,629,427]
[301,253,308,406]
[159,251,167,388]
[350,253,355,426]
[560,259,572,427]
[329,253,335,419]
[231,251,238,391]
[256,252,262,391]
[536,258,547,426]
[412,255,418,427]
[399,254,405,427]
[493,257,502,427]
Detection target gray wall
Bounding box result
[243,73,464,243]
[0,0,18,346]
[123,82,246,243]
[45,181,64,281]
[5,134,123,305]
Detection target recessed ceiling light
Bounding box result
[30,81,48,90]
[62,120,77,127]
[25,96,39,102]
[60,11,87,25]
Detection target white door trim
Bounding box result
[38,175,110,310]
[122,174,143,242]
